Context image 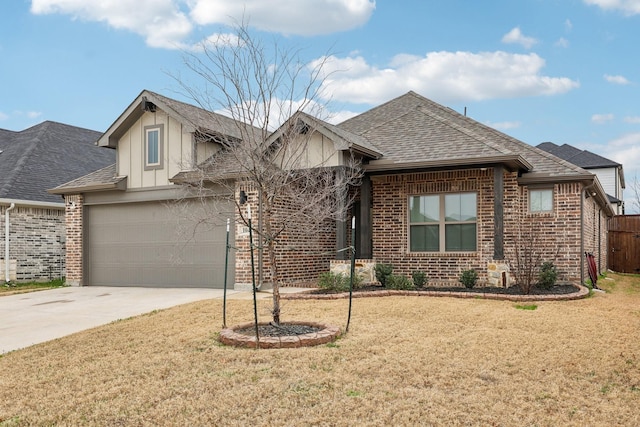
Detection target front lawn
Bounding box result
[1,273,639,425]
[0,278,66,296]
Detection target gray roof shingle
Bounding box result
[0,121,115,203]
[339,91,591,179]
[537,142,621,169]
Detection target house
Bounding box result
[51,90,613,289]
[0,121,115,282]
[537,142,625,214]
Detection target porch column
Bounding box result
[358,176,373,259]
[335,169,348,260]
[493,166,504,259]
[65,194,84,286]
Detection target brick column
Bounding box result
[65,194,84,286]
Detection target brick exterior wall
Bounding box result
[369,169,590,287]
[582,191,609,276]
[64,195,84,286]
[512,183,584,285]
[0,204,65,282]
[234,182,336,288]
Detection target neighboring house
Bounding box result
[0,121,115,282]
[537,142,625,214]
[51,90,613,289]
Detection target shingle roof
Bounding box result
[48,164,125,194]
[0,121,115,203]
[537,142,621,169]
[338,91,591,179]
[144,91,246,141]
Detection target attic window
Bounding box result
[144,124,164,170]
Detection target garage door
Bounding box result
[85,200,235,288]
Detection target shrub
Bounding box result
[537,261,558,290]
[385,274,415,290]
[412,271,428,288]
[318,272,362,292]
[459,269,478,289]
[374,263,394,287]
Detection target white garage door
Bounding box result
[85,200,235,288]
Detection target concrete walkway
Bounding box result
[0,286,304,354]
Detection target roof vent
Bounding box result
[141,96,157,113]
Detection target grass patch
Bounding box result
[0,273,639,425]
[515,304,538,310]
[0,278,66,296]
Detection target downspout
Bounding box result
[5,203,15,283]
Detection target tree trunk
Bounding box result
[262,205,281,324]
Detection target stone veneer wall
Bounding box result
[370,169,586,287]
[0,204,65,282]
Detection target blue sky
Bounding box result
[1,0,639,199]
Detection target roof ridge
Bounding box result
[415,105,513,156]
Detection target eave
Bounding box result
[47,177,127,195]
[364,154,532,174]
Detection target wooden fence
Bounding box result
[608,215,640,274]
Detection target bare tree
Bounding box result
[173,23,361,324]
[508,219,564,294]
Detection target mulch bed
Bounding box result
[309,284,578,296]
[235,323,322,337]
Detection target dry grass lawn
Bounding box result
[1,273,639,426]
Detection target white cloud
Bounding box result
[0,112,8,121]
[565,19,573,32]
[31,0,193,49]
[624,116,640,124]
[30,0,375,49]
[591,113,614,124]
[583,0,640,15]
[26,111,42,119]
[312,51,579,105]
[604,74,631,85]
[554,37,570,48]
[486,121,522,131]
[189,0,375,36]
[501,27,538,49]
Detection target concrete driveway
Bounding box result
[0,286,294,354]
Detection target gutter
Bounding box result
[4,203,15,283]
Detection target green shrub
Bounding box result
[374,263,394,287]
[385,274,415,290]
[459,269,479,289]
[318,272,362,292]
[412,271,428,288]
[537,262,558,290]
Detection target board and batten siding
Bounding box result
[117,111,194,189]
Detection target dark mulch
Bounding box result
[235,323,322,337]
[310,284,578,296]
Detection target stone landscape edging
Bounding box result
[219,321,341,349]
[282,284,590,302]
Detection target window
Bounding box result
[144,125,163,170]
[409,192,477,252]
[529,188,553,213]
